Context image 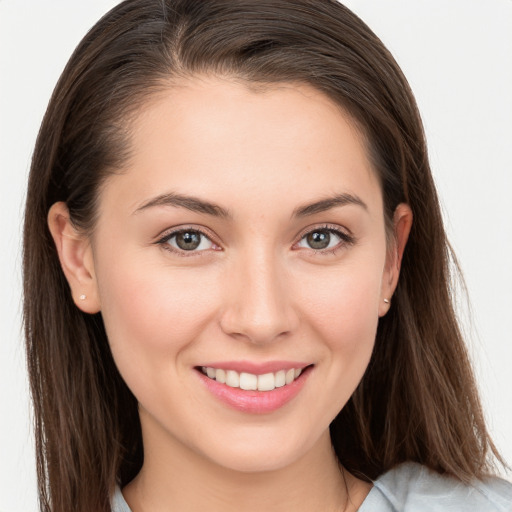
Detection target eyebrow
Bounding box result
[134,192,232,218]
[134,191,367,218]
[292,193,368,217]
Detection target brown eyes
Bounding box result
[158,226,354,255]
[296,227,355,252]
[162,229,217,252]
[304,230,336,250]
[174,231,204,251]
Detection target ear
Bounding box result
[47,202,101,314]
[379,203,413,317]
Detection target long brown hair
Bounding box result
[23,1,504,510]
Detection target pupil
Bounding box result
[176,232,201,250]
[307,230,330,249]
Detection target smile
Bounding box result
[200,366,303,392]
[196,363,313,414]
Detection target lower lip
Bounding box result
[196,367,312,414]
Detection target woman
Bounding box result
[23,0,512,511]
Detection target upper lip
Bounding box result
[197,360,311,375]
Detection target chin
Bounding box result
[207,449,301,474]
[195,424,327,474]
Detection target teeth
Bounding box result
[275,370,286,388]
[216,368,226,384]
[257,372,275,391]
[225,370,239,388]
[201,366,305,391]
[239,372,258,391]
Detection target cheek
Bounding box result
[94,250,219,383]
[296,257,383,385]
[301,259,382,340]
[282,258,383,440]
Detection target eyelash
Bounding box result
[156,227,218,257]
[295,225,356,255]
[155,225,355,257]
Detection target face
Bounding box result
[53,77,407,473]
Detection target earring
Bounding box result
[383,298,390,304]
[79,294,87,300]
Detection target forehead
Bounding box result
[99,76,382,218]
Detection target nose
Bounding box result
[219,250,299,345]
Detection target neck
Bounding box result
[123,412,371,512]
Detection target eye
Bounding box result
[158,229,217,254]
[296,227,354,252]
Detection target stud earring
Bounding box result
[79,294,87,300]
[383,298,390,304]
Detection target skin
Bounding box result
[49,77,412,512]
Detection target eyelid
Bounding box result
[155,225,221,256]
[293,224,356,252]
[153,223,355,256]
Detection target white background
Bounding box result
[1,1,511,510]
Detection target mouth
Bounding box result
[194,363,313,414]
[198,366,304,391]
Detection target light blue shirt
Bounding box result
[111,462,512,511]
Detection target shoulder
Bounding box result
[360,462,512,512]
[110,464,512,512]
[111,485,132,512]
